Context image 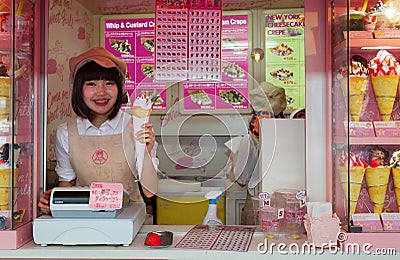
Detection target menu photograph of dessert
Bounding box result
[265,10,305,111]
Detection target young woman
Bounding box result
[38,47,158,214]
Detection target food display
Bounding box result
[336,55,369,121]
[270,43,294,56]
[141,64,155,78]
[390,150,400,212]
[365,146,390,214]
[219,89,246,105]
[368,50,400,121]
[141,38,154,53]
[109,39,132,54]
[270,68,294,81]
[140,90,163,106]
[338,152,367,218]
[221,62,245,78]
[188,90,212,105]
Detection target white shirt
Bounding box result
[55,110,159,182]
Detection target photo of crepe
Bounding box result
[141,90,164,106]
[141,64,154,78]
[222,62,245,78]
[219,89,245,105]
[109,39,132,54]
[188,90,212,105]
[270,68,294,81]
[221,36,243,50]
[270,43,294,56]
[141,38,154,52]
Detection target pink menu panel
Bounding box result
[103,18,167,111]
[182,14,250,112]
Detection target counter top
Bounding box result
[0,225,379,259]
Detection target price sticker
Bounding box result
[258,192,271,207]
[89,182,123,210]
[296,190,307,208]
[277,208,284,219]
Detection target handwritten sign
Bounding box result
[89,182,123,210]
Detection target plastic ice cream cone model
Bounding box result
[132,93,153,180]
[368,50,400,121]
[365,146,390,214]
[337,55,369,121]
[389,150,400,212]
[338,152,367,217]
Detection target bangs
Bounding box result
[78,61,121,83]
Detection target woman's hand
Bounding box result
[136,122,156,152]
[38,189,53,215]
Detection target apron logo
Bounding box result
[92,149,108,165]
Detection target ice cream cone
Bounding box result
[371,75,399,121]
[339,166,365,217]
[365,167,390,213]
[391,168,400,212]
[340,77,368,121]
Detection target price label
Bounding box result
[89,182,124,210]
[278,208,284,219]
[296,190,307,208]
[259,192,271,207]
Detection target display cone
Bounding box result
[370,75,399,121]
[391,168,400,212]
[365,167,391,213]
[340,77,368,121]
[339,166,365,217]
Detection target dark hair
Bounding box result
[71,61,124,121]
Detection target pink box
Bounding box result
[343,31,373,39]
[352,213,383,232]
[344,121,375,137]
[374,30,400,39]
[373,121,400,137]
[381,213,400,231]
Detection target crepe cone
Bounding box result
[340,77,368,121]
[339,166,365,217]
[365,167,390,213]
[371,75,399,121]
[392,168,400,212]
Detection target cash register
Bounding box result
[33,187,145,246]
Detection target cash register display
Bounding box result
[52,190,90,204]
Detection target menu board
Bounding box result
[182,14,250,113]
[101,16,167,112]
[264,9,305,111]
[102,12,251,114]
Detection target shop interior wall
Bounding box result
[44,0,327,203]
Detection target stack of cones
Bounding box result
[340,77,368,121]
[392,168,400,212]
[365,167,391,213]
[338,166,365,218]
[370,75,399,121]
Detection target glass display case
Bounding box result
[331,0,400,236]
[0,0,42,249]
